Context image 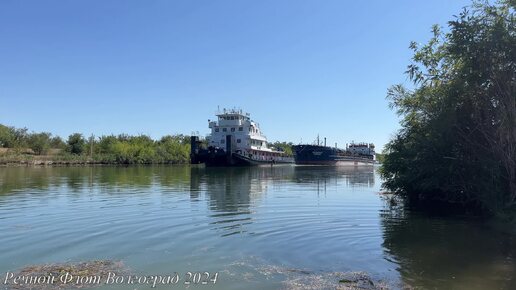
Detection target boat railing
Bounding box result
[234,151,293,162]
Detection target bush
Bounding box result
[67,133,86,155]
[381,1,515,214]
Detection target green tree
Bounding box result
[67,133,86,155]
[0,124,14,148]
[271,141,293,156]
[381,1,515,214]
[28,132,52,155]
[156,135,190,164]
[49,136,66,149]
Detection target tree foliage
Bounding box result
[0,124,61,155]
[381,1,515,214]
[28,132,52,155]
[271,141,294,156]
[0,125,192,164]
[67,133,86,155]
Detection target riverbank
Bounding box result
[0,154,190,167]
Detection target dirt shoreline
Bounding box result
[0,159,189,167]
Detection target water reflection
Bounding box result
[293,165,375,187]
[0,165,374,197]
[381,205,516,289]
[189,166,293,211]
[1,166,515,289]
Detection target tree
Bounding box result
[28,132,52,155]
[49,136,66,149]
[381,1,515,214]
[271,141,294,156]
[67,133,86,155]
[0,124,14,148]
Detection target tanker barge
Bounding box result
[293,137,375,166]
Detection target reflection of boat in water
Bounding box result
[293,137,376,166]
[189,166,295,212]
[293,166,375,187]
[190,109,294,166]
[189,166,375,213]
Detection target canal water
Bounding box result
[0,166,514,289]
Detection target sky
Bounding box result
[0,0,472,151]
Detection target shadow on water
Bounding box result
[380,202,516,290]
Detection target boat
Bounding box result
[293,137,375,166]
[190,109,294,166]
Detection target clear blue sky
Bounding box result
[0,0,471,151]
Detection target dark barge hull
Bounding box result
[190,147,248,167]
[293,144,374,166]
[191,148,292,167]
[190,136,293,167]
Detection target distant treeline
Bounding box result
[0,124,295,164]
[0,124,191,164]
[270,141,294,156]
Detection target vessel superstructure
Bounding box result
[191,109,294,166]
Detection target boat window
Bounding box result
[237,139,241,143]
[238,127,243,131]
[215,128,219,132]
[230,116,234,120]
[223,128,227,132]
[231,128,235,132]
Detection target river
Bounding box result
[0,166,514,289]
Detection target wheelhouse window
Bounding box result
[215,128,219,132]
[231,128,235,132]
[238,127,243,131]
[223,128,227,132]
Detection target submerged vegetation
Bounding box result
[381,1,515,215]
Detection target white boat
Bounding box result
[190,109,294,166]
